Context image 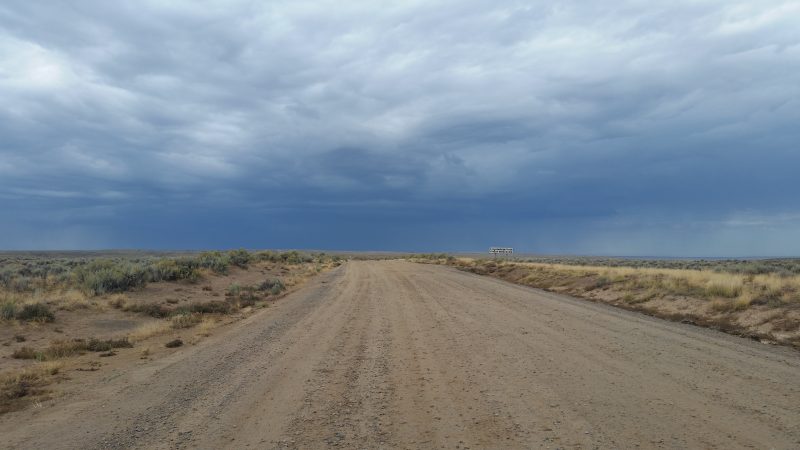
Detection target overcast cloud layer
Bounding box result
[1,1,799,255]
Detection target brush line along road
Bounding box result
[2,261,799,449]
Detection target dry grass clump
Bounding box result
[505,262,800,307]
[0,362,63,413]
[196,317,218,337]
[170,313,203,329]
[128,313,207,343]
[55,289,92,311]
[128,321,173,343]
[12,338,132,361]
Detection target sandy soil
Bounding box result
[1,260,799,449]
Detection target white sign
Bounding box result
[489,247,513,255]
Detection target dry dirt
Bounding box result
[1,260,799,449]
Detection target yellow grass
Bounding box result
[0,361,63,412]
[1,362,62,384]
[515,262,799,302]
[196,317,219,337]
[58,289,91,311]
[446,258,800,310]
[128,321,172,343]
[1,288,97,313]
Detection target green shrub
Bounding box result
[1,301,17,320]
[123,303,171,318]
[188,301,231,314]
[13,338,132,360]
[585,276,612,291]
[280,251,306,264]
[255,251,279,262]
[258,278,285,295]
[8,277,33,292]
[171,313,202,329]
[85,338,132,352]
[148,258,200,282]
[227,249,252,268]
[195,251,231,273]
[72,260,149,295]
[226,283,242,296]
[15,303,55,322]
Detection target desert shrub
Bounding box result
[414,253,449,261]
[85,338,132,352]
[170,313,202,329]
[165,339,183,348]
[173,300,237,316]
[11,347,38,359]
[72,260,149,295]
[255,250,310,263]
[15,303,55,322]
[226,283,242,297]
[255,251,279,262]
[0,362,61,412]
[195,251,231,273]
[0,268,13,287]
[123,303,171,318]
[234,290,260,307]
[1,301,17,320]
[704,281,742,298]
[8,277,33,292]
[227,249,252,268]
[148,258,200,283]
[280,251,308,264]
[109,296,127,309]
[190,301,232,314]
[258,278,285,295]
[585,276,612,291]
[13,338,132,360]
[13,341,82,360]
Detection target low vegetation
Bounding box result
[476,255,800,276]
[12,338,133,361]
[0,250,337,313]
[412,255,800,348]
[1,302,55,322]
[0,249,333,298]
[0,362,62,414]
[0,249,343,414]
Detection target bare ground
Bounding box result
[1,260,799,449]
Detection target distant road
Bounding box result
[2,260,799,449]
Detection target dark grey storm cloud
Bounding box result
[1,1,799,254]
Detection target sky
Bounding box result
[1,1,799,256]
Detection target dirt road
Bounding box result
[2,261,799,449]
